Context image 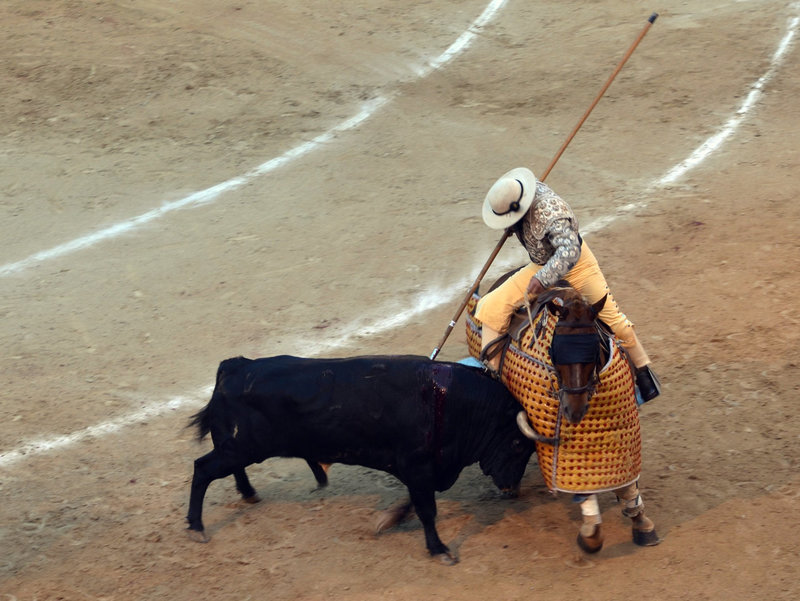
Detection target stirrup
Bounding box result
[635,365,661,403]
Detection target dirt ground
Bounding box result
[2,1,799,599]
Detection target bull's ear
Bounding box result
[591,294,607,317]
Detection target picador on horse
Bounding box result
[462,166,662,552]
[476,166,660,403]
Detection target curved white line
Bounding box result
[0,2,509,279]
[0,99,388,278]
[657,15,799,186]
[422,0,507,75]
[581,12,799,235]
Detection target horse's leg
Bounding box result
[615,482,661,546]
[576,494,604,553]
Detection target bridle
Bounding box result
[551,318,605,403]
[557,373,598,401]
[514,289,611,439]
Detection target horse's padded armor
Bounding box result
[466,294,641,494]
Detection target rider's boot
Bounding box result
[635,365,661,402]
[619,330,660,403]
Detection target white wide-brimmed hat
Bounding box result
[481,167,538,230]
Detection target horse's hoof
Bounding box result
[433,551,459,566]
[186,528,209,543]
[565,554,596,569]
[577,524,603,554]
[632,527,661,547]
[243,494,262,504]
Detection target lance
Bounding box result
[430,12,658,360]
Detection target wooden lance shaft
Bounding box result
[430,12,658,361]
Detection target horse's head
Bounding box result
[541,287,608,424]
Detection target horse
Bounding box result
[465,277,661,553]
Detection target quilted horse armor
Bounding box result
[466,294,641,494]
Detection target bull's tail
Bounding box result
[188,405,212,441]
[188,356,249,442]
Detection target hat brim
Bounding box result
[481,167,538,230]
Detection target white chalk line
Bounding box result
[0,0,508,280]
[0,98,388,279]
[2,5,797,469]
[582,12,800,234]
[657,15,798,187]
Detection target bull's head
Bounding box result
[481,420,536,497]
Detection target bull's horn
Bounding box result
[516,411,558,445]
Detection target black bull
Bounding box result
[186,354,535,561]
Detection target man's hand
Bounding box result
[526,276,545,300]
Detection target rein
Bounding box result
[558,378,598,396]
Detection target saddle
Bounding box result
[465,293,642,494]
[477,298,553,374]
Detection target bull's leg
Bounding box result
[306,460,329,489]
[407,487,457,565]
[233,468,261,503]
[576,494,604,553]
[186,450,224,541]
[187,448,251,542]
[375,497,413,533]
[615,482,660,547]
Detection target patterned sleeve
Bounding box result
[533,218,582,288]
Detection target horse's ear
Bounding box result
[591,294,607,317]
[547,297,566,316]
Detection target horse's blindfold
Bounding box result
[550,333,601,365]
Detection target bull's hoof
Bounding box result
[187,527,209,543]
[576,524,604,554]
[375,512,396,534]
[499,486,520,499]
[433,551,459,566]
[632,527,661,547]
[242,494,262,504]
[375,501,413,534]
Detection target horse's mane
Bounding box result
[530,280,585,320]
[536,285,582,307]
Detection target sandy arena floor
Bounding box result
[1,1,799,599]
